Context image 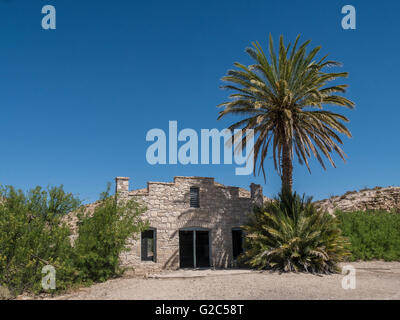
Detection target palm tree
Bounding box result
[218,35,354,192]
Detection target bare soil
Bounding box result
[48,261,400,300]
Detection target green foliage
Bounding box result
[218,35,354,191]
[0,185,80,297]
[242,191,350,274]
[73,185,147,283]
[0,183,146,298]
[336,210,400,261]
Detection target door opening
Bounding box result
[232,228,244,260]
[179,229,210,268]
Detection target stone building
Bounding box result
[115,176,263,271]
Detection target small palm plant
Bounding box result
[242,191,350,273]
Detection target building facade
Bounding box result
[116,176,263,271]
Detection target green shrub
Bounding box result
[337,210,400,261]
[242,191,350,274]
[0,185,80,297]
[0,184,147,297]
[73,185,147,283]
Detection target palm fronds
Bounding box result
[242,191,350,274]
[218,35,355,190]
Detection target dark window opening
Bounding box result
[232,229,244,259]
[190,187,200,208]
[141,229,156,261]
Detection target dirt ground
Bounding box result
[49,261,400,300]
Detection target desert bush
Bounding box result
[0,184,147,297]
[0,185,80,297]
[73,185,147,283]
[242,191,350,274]
[337,210,400,261]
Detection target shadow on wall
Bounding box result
[162,249,179,269]
[163,188,248,269]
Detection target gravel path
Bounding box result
[51,262,400,300]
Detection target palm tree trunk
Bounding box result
[281,142,293,193]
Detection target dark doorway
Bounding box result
[179,230,194,268]
[196,231,210,267]
[232,229,244,259]
[179,229,210,268]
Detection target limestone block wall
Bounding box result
[116,176,262,271]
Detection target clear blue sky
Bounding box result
[0,0,398,203]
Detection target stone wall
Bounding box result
[116,176,263,272]
[315,186,400,214]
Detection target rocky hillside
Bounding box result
[315,186,400,214]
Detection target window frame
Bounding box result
[189,187,200,208]
[141,228,157,262]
